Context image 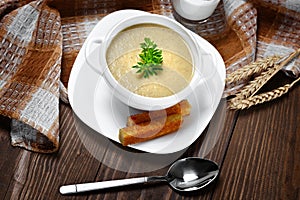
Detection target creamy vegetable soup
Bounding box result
[106,24,194,97]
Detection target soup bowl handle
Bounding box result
[85,37,105,75]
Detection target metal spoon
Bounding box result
[59,157,219,194]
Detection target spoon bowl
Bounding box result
[166,157,219,192]
[60,157,219,194]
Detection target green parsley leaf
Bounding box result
[132,38,163,78]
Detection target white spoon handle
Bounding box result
[60,177,147,194]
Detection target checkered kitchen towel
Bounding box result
[0,0,64,153]
[171,0,300,96]
[57,0,300,95]
[0,0,299,153]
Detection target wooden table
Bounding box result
[0,69,299,199]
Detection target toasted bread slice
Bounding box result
[119,114,183,146]
[126,99,191,126]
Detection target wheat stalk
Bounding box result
[225,56,281,84]
[234,64,281,100]
[229,77,300,110]
[227,49,300,110]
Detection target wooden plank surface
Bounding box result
[212,74,300,200]
[0,98,239,200]
[1,1,299,199]
[1,73,299,199]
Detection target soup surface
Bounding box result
[107,24,193,97]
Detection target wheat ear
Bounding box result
[226,56,281,84]
[229,77,300,110]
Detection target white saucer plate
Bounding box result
[68,10,226,154]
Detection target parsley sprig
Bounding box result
[132,38,163,78]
